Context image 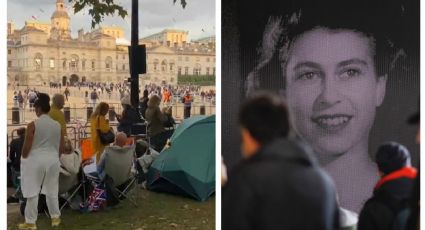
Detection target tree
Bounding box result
[69,0,187,28]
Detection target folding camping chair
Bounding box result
[85,144,139,207]
[59,138,95,210]
[59,159,93,211]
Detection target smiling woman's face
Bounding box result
[284,28,387,159]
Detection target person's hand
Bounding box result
[221,157,228,186]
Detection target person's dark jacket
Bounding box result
[222,138,339,230]
[9,136,25,171]
[117,106,142,136]
[358,167,417,230]
[139,97,149,118]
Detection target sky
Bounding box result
[7,0,216,41]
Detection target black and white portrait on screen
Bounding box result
[222,0,419,213]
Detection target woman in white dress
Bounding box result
[18,93,64,230]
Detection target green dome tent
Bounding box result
[147,115,215,201]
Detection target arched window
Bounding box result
[169,60,175,71]
[34,53,43,70]
[193,63,201,75]
[153,59,159,71]
[161,60,167,72]
[69,54,79,71]
[62,59,67,70]
[91,60,96,71]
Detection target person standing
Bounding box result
[48,94,67,138]
[358,142,417,230]
[90,102,111,163]
[27,90,37,112]
[222,92,339,230]
[18,93,63,229]
[182,91,193,119]
[90,89,98,108]
[117,96,141,136]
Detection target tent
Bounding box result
[147,115,215,201]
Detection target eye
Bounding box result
[296,72,319,81]
[340,68,361,79]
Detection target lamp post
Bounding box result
[129,0,146,108]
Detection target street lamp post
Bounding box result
[129,0,146,108]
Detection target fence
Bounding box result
[7,102,215,125]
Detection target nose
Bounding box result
[313,77,341,111]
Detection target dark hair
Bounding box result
[33,93,50,113]
[17,127,26,137]
[375,142,411,174]
[239,92,291,144]
[246,0,408,95]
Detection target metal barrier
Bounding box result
[7,102,214,124]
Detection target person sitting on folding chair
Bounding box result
[59,138,82,209]
[93,132,137,206]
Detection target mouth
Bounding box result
[311,114,353,131]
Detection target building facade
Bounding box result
[7,0,215,86]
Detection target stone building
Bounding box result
[7,0,215,86]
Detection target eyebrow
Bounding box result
[292,58,369,71]
[337,59,369,69]
[293,62,321,71]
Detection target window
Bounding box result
[8,61,11,68]
[82,60,86,70]
[70,57,78,71]
[91,60,95,71]
[105,57,112,71]
[63,60,67,70]
[170,63,174,71]
[8,49,11,55]
[206,57,210,62]
[185,57,189,62]
[49,58,55,69]
[122,64,125,70]
[213,67,215,75]
[184,67,189,75]
[193,67,201,75]
[178,67,182,76]
[206,67,210,75]
[161,60,167,72]
[178,56,182,61]
[196,57,200,62]
[153,59,159,71]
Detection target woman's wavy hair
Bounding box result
[245,1,408,96]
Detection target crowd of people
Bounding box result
[221,93,419,230]
[7,84,189,229]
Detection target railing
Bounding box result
[7,102,215,125]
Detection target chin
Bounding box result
[309,138,353,160]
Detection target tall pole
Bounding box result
[130,0,139,107]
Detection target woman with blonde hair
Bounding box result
[90,102,111,163]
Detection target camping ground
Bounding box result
[7,189,215,230]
